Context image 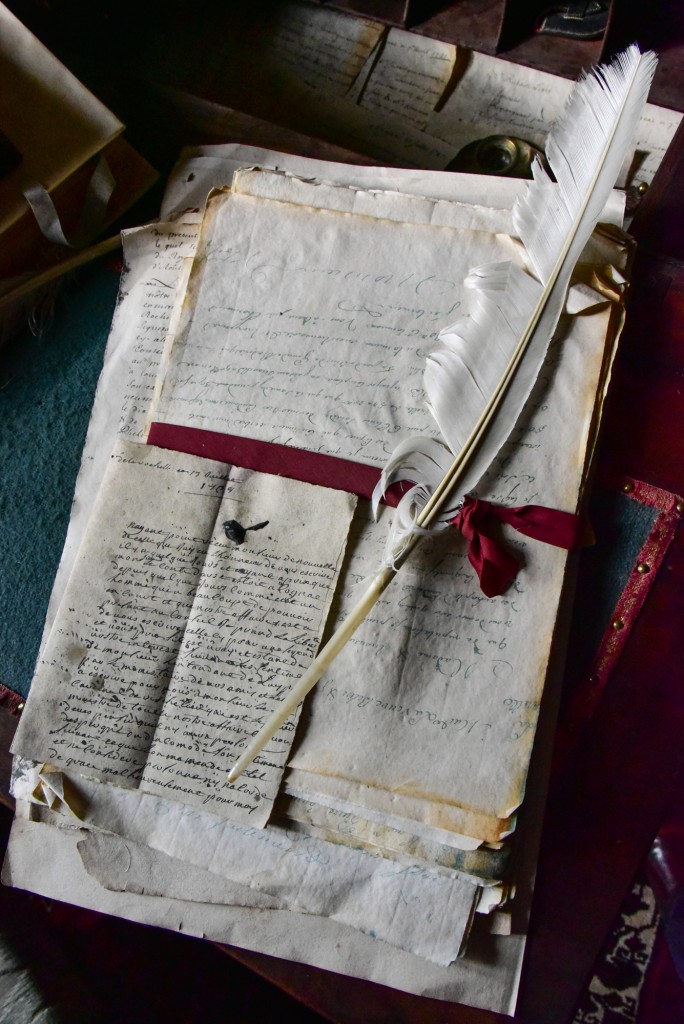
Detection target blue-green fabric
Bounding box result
[0,260,120,698]
[561,486,659,693]
[585,489,659,641]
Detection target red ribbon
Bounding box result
[450,497,593,598]
[146,422,591,600]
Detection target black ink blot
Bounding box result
[223,520,269,545]
[223,520,246,543]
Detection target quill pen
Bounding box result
[228,44,657,784]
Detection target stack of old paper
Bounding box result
[5,145,631,1016]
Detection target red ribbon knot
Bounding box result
[450,497,593,598]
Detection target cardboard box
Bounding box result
[0,3,156,283]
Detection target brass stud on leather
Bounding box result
[612,618,624,630]
[636,562,650,574]
[623,481,635,493]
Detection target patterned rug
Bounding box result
[574,877,659,1024]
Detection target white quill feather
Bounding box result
[229,45,658,782]
[374,44,658,555]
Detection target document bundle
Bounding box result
[5,134,639,1014]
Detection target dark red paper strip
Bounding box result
[147,422,383,501]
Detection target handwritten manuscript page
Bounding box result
[41,221,200,647]
[353,29,456,131]
[258,1,383,97]
[153,188,516,464]
[150,172,620,830]
[426,48,681,186]
[14,440,356,824]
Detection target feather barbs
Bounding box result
[375,45,657,563]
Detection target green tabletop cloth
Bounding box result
[0,259,120,698]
